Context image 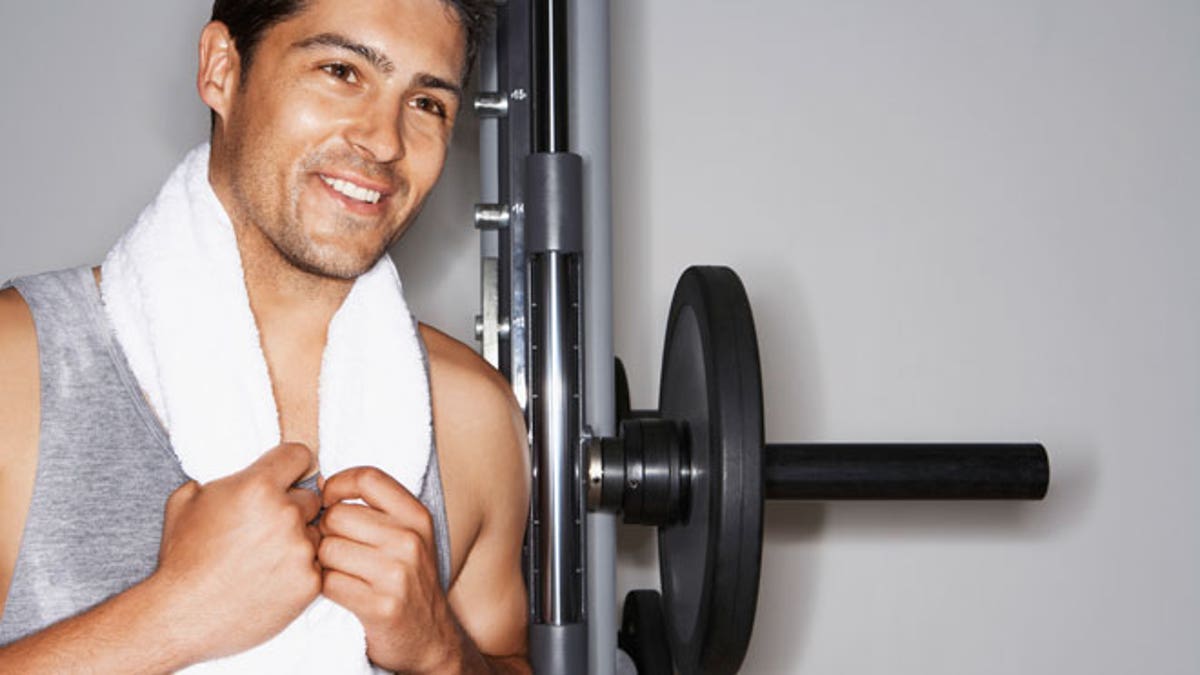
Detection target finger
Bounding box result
[322,467,428,527]
[252,442,316,488]
[322,568,375,615]
[319,502,402,546]
[287,486,322,524]
[318,535,393,586]
[305,523,322,551]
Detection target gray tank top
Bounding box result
[0,266,453,645]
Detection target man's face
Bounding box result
[210,0,466,280]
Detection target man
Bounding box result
[0,0,531,672]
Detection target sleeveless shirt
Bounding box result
[0,266,453,645]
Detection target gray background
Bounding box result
[2,1,1197,673]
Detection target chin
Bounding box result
[284,241,390,281]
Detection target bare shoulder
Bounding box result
[0,286,40,614]
[0,286,36,343]
[418,323,528,559]
[0,285,39,454]
[418,323,525,449]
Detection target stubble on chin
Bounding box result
[226,141,416,282]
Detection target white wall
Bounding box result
[610,1,1199,673]
[2,1,1197,674]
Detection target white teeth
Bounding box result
[321,175,382,204]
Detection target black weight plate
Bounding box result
[657,266,764,675]
[618,590,675,675]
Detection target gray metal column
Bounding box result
[477,2,604,671]
[569,1,617,673]
[475,23,502,368]
[527,1,589,672]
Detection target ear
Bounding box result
[197,21,240,124]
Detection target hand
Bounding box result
[318,466,461,674]
[152,442,323,664]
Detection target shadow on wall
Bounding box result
[617,261,1100,668]
[750,261,1100,668]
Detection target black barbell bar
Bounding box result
[763,442,1048,501]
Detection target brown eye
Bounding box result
[411,96,447,118]
[321,63,359,84]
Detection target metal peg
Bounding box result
[474,92,509,118]
[474,203,511,230]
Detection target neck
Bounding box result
[218,189,352,458]
[237,226,353,338]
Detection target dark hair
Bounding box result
[210,0,494,84]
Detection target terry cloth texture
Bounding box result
[0,267,452,651]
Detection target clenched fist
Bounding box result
[151,442,323,664]
[318,466,462,673]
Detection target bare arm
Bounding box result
[0,574,199,673]
[0,287,38,620]
[436,352,531,674]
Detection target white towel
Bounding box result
[101,144,432,673]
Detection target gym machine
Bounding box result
[471,2,1050,673]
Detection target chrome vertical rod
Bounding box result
[530,251,583,624]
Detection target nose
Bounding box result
[346,97,405,164]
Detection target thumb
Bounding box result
[252,442,317,488]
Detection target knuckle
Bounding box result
[375,595,401,619]
[277,442,308,466]
[243,477,274,504]
[395,532,419,559]
[385,563,408,589]
[350,469,370,494]
[317,536,338,563]
[361,467,389,493]
[416,510,435,541]
[322,504,343,530]
[408,500,433,531]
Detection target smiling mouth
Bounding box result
[320,174,383,205]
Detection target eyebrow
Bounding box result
[292,32,464,101]
[415,73,463,102]
[293,32,395,74]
